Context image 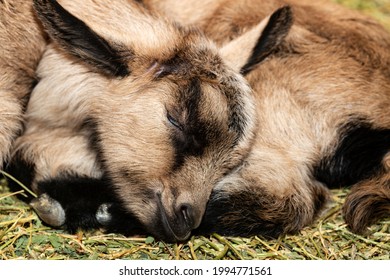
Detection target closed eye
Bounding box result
[167,113,183,131]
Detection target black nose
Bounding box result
[156,194,197,241]
[177,203,195,229]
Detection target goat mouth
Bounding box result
[160,208,191,242]
[156,194,192,242]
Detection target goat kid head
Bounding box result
[33,0,292,241]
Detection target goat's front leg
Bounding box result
[6,126,111,232]
[196,149,330,239]
[343,153,390,234]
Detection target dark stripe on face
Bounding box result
[170,79,209,169]
[220,76,250,141]
[314,120,390,188]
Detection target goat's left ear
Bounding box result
[220,6,293,75]
[33,0,130,78]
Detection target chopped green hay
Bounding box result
[1,0,389,260]
[333,0,390,29]
[1,180,389,260]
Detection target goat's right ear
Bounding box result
[33,0,130,77]
[220,6,293,75]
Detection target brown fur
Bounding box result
[144,0,390,236]
[11,0,260,241]
[7,0,390,241]
[143,0,390,63]
[0,0,46,167]
[343,172,390,233]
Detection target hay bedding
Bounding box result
[1,0,389,260]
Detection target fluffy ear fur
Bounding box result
[33,0,130,77]
[220,6,293,74]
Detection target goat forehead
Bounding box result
[169,79,215,169]
[155,31,223,81]
[168,76,251,168]
[177,78,203,114]
[179,77,244,133]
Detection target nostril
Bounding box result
[178,203,194,227]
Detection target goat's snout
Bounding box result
[156,192,201,242]
[177,203,196,230]
[160,202,198,242]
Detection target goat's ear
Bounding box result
[220,6,293,75]
[33,0,130,77]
